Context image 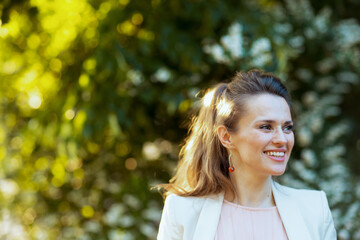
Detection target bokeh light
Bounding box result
[0,0,360,239]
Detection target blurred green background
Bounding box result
[0,0,360,239]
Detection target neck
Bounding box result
[226,171,275,208]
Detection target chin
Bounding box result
[270,167,287,176]
[272,171,286,176]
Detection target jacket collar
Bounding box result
[193,192,224,240]
[193,180,311,240]
[272,180,312,240]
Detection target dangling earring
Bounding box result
[228,150,235,173]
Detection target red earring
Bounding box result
[228,150,235,173]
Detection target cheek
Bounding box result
[288,134,295,150]
[242,132,272,148]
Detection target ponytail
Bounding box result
[158,83,234,198]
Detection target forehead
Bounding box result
[242,94,292,123]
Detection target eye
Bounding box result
[284,125,294,132]
[259,124,272,130]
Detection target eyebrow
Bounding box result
[255,120,294,125]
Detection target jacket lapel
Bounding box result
[272,181,312,240]
[193,193,224,240]
[192,182,312,240]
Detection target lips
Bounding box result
[263,150,286,162]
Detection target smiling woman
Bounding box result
[218,94,295,180]
[157,70,337,240]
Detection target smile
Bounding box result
[263,151,286,162]
[264,151,285,157]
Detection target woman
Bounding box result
[157,70,337,240]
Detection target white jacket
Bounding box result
[157,181,337,240]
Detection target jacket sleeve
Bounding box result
[320,191,337,240]
[157,195,182,240]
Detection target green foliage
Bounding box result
[0,0,359,239]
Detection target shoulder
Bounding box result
[158,193,222,239]
[164,194,213,217]
[273,181,328,220]
[165,193,207,207]
[273,182,337,239]
[163,193,223,224]
[274,182,326,206]
[274,182,334,228]
[274,182,328,214]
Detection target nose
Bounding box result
[272,127,287,145]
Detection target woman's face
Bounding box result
[230,93,294,177]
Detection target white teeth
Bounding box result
[265,152,285,157]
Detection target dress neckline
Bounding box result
[223,199,277,211]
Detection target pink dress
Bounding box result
[215,200,289,240]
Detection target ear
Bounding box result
[217,125,233,149]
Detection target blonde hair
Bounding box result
[158,69,291,198]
